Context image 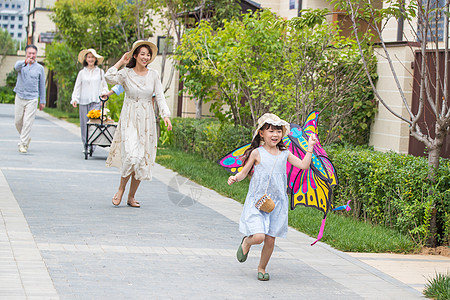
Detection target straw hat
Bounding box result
[126,40,158,64]
[253,113,290,140]
[78,49,104,64]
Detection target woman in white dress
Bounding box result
[105,40,172,208]
[71,49,109,152]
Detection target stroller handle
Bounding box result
[99,95,109,103]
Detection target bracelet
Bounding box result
[307,150,313,154]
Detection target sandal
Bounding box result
[112,193,121,206]
[127,198,140,208]
[236,236,249,263]
[257,272,270,281]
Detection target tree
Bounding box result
[333,0,450,246]
[175,10,378,144]
[0,28,16,68]
[44,42,78,112]
[157,0,242,118]
[51,0,154,62]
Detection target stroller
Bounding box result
[85,96,117,160]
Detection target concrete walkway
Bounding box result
[0,103,448,299]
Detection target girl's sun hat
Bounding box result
[126,40,158,64]
[78,49,104,64]
[253,113,290,140]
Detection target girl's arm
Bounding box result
[287,134,318,170]
[228,149,260,185]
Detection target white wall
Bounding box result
[369,44,416,154]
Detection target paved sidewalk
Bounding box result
[0,103,447,299]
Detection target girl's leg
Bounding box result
[127,172,141,207]
[258,235,276,274]
[242,233,265,255]
[112,174,131,205]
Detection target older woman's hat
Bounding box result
[78,49,104,64]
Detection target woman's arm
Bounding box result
[105,53,130,86]
[152,70,172,130]
[113,52,130,70]
[100,69,109,95]
[228,150,260,185]
[70,71,82,107]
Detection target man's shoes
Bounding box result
[25,138,31,151]
[18,145,27,153]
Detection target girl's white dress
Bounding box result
[105,66,171,181]
[239,147,289,238]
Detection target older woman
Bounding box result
[71,49,109,152]
[105,40,172,208]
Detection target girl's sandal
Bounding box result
[257,272,270,281]
[112,193,121,206]
[236,236,249,263]
[127,198,140,208]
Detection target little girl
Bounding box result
[227,113,317,281]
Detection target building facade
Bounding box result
[0,0,27,42]
[26,0,55,54]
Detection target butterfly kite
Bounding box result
[217,111,351,245]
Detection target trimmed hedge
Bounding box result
[160,118,450,246]
[163,117,253,161]
[327,145,449,246]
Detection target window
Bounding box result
[5,4,9,8]
[289,0,298,10]
[11,16,15,21]
[10,32,13,37]
[3,16,8,20]
[2,24,7,28]
[12,4,15,8]
[18,33,22,38]
[18,24,22,29]
[19,16,23,21]
[10,24,14,29]
[0,4,2,8]
[157,36,174,55]
[418,0,446,42]
[17,5,21,8]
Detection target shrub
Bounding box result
[161,117,252,161]
[0,69,18,104]
[327,145,450,246]
[0,86,14,103]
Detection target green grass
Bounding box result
[423,272,450,300]
[156,147,416,253]
[43,107,80,126]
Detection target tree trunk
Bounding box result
[196,98,203,119]
[426,146,441,247]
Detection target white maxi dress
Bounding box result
[104,66,171,181]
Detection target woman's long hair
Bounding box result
[126,45,152,68]
[241,123,286,172]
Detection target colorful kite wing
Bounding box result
[287,111,341,245]
[217,143,251,175]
